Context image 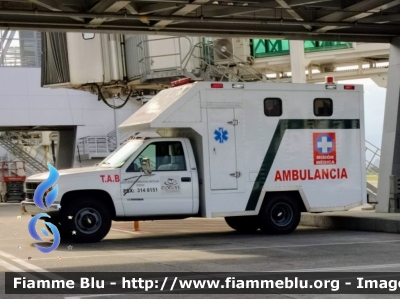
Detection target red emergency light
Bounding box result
[344,85,355,90]
[325,76,335,84]
[171,78,192,87]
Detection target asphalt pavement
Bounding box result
[1,203,400,299]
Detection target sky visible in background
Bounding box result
[339,78,386,149]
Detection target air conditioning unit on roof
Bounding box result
[213,38,251,65]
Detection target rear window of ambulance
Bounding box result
[314,98,333,116]
[264,98,282,117]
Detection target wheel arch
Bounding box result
[60,189,116,219]
[261,190,307,212]
[212,188,309,218]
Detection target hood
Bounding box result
[26,166,117,181]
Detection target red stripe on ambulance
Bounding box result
[274,168,348,181]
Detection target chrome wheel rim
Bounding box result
[270,202,293,227]
[75,207,102,234]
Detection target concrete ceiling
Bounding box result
[0,0,400,42]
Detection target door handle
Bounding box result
[230,172,241,178]
[181,177,191,182]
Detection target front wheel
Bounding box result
[60,198,111,243]
[225,216,259,232]
[45,216,68,239]
[258,194,300,234]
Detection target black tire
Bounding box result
[225,216,259,232]
[258,194,300,234]
[45,217,68,239]
[60,198,112,243]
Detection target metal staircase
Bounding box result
[186,41,268,83]
[129,36,267,87]
[0,132,50,173]
[107,130,117,152]
[365,140,381,204]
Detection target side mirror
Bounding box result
[141,158,152,175]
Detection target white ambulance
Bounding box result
[21,79,366,243]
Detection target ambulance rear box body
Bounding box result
[22,81,366,242]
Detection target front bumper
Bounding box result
[21,200,60,216]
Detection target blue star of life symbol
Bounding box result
[214,127,228,143]
[316,135,333,154]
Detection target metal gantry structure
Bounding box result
[0,1,399,42]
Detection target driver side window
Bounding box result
[126,144,156,172]
[126,141,186,172]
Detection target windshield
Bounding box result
[98,140,143,168]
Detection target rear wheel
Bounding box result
[225,216,259,232]
[258,194,300,234]
[60,198,112,243]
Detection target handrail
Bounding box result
[184,41,269,82]
[365,140,380,178]
[78,136,109,154]
[137,36,193,74]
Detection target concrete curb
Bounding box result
[300,212,400,234]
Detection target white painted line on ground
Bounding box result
[32,252,148,260]
[0,258,43,281]
[0,250,49,272]
[0,250,66,281]
[207,239,400,252]
[0,258,26,272]
[267,263,400,272]
[110,228,141,235]
[25,239,400,261]
[65,295,122,299]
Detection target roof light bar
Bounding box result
[325,76,336,89]
[171,78,192,87]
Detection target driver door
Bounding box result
[120,140,193,216]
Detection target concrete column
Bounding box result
[376,37,400,213]
[56,127,77,170]
[289,40,306,83]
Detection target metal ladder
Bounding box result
[0,133,49,173]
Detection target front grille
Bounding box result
[25,182,53,204]
[26,182,40,190]
[25,182,40,201]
